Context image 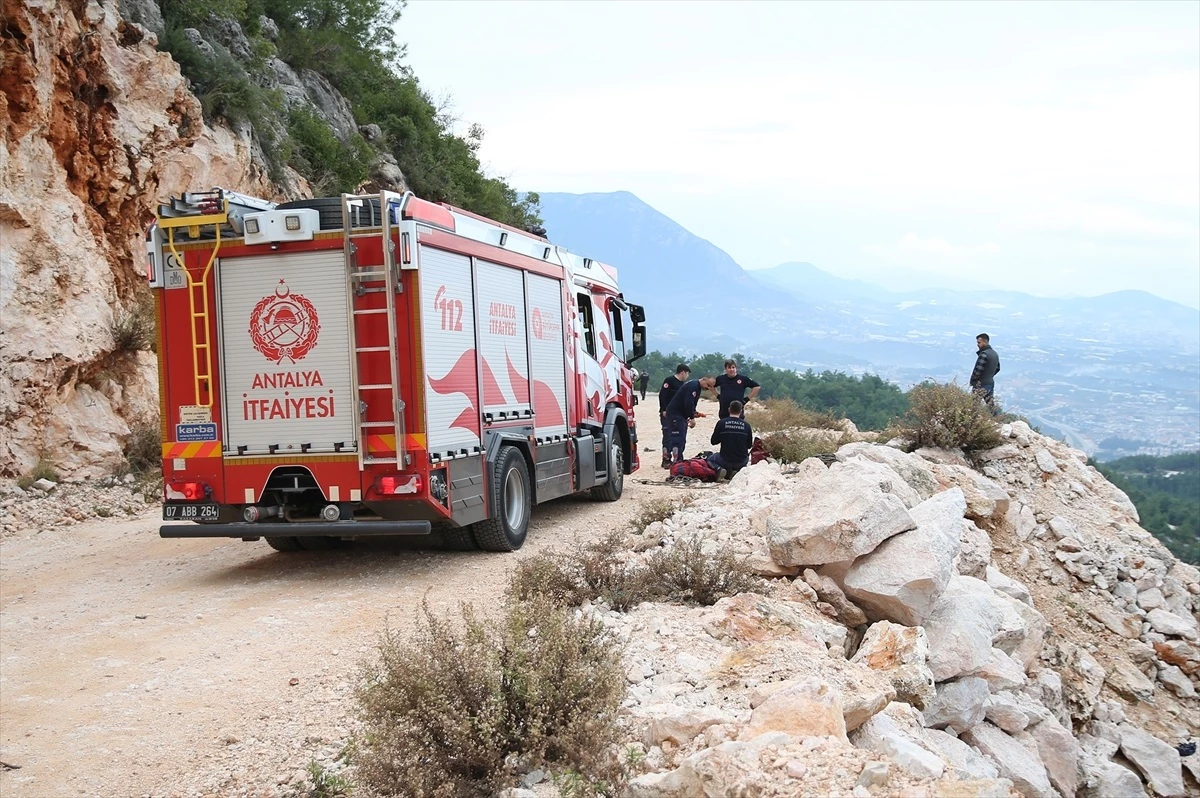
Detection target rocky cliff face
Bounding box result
[0,0,296,478]
[607,422,1197,797]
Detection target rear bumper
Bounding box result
[160,520,433,538]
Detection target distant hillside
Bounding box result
[1095,452,1200,565]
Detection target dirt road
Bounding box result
[0,403,721,796]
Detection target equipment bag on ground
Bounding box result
[669,457,719,482]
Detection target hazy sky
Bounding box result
[397,1,1200,306]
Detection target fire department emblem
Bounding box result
[248,280,321,363]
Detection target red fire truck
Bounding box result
[147,189,645,552]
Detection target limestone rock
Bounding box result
[835,441,941,501]
[932,463,1012,523]
[1156,664,1195,697]
[1026,715,1079,798]
[802,568,867,626]
[1146,608,1199,640]
[644,704,735,747]
[922,728,1001,780]
[923,677,990,733]
[739,676,847,742]
[842,683,896,732]
[842,488,966,625]
[1087,605,1143,639]
[850,621,936,709]
[961,722,1054,798]
[986,566,1033,606]
[1105,659,1156,702]
[957,520,995,579]
[1153,639,1199,676]
[767,468,916,566]
[983,692,1031,733]
[1120,725,1185,797]
[851,706,945,779]
[1035,450,1059,474]
[924,577,1007,682]
[1060,644,1107,723]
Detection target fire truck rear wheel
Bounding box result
[265,536,303,552]
[297,536,343,550]
[590,436,624,502]
[473,446,531,552]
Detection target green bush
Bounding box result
[900,382,1002,452]
[629,496,691,535]
[286,106,373,195]
[354,596,626,797]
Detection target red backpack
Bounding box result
[669,457,719,482]
[750,437,769,465]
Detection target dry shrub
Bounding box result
[760,430,851,465]
[642,536,759,606]
[746,397,842,433]
[512,531,648,611]
[16,458,59,490]
[123,421,162,475]
[900,382,1002,452]
[629,496,691,535]
[355,595,626,797]
[513,530,756,611]
[109,293,156,353]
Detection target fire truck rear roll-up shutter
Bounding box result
[527,273,569,437]
[419,246,483,457]
[218,251,356,455]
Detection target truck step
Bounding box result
[355,346,391,353]
[363,456,399,465]
[353,308,388,316]
[360,421,395,428]
[359,384,393,390]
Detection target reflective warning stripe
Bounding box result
[366,433,426,455]
[161,441,222,458]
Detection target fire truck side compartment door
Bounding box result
[218,251,356,455]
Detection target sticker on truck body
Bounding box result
[176,423,218,442]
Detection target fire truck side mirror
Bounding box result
[630,324,647,363]
[628,303,646,324]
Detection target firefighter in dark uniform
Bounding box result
[658,363,690,468]
[664,374,717,465]
[711,359,761,419]
[706,400,753,480]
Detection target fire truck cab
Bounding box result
[148,189,645,552]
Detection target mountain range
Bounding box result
[537,191,1200,459]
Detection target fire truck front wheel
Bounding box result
[473,446,531,552]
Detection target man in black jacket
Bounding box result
[664,374,717,465]
[970,333,1001,409]
[707,400,753,480]
[657,363,690,468]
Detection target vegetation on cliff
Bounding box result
[157,0,540,227]
[1095,452,1200,565]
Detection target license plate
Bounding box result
[163,503,220,521]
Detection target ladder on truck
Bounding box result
[342,191,411,468]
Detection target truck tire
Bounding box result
[297,536,343,550]
[265,536,302,552]
[275,198,380,231]
[439,526,478,551]
[472,446,531,552]
[590,435,624,501]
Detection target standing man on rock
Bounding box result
[970,333,1001,410]
[665,374,717,466]
[657,363,690,468]
[711,359,761,419]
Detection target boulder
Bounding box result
[1153,639,1199,676]
[738,676,847,742]
[768,468,916,566]
[931,463,1012,523]
[643,705,736,747]
[957,521,994,579]
[924,577,1006,682]
[1156,664,1196,698]
[842,488,966,625]
[851,706,945,779]
[1105,659,1155,702]
[922,728,1001,780]
[1035,450,1060,474]
[850,621,936,709]
[1120,725,1185,798]
[842,683,896,732]
[1146,608,1199,640]
[983,692,1031,733]
[627,734,791,798]
[986,566,1033,606]
[802,569,867,626]
[1087,605,1143,639]
[1026,716,1079,798]
[922,677,990,733]
[835,442,942,500]
[1060,644,1107,723]
[961,722,1054,798]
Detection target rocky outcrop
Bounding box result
[600,425,1197,797]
